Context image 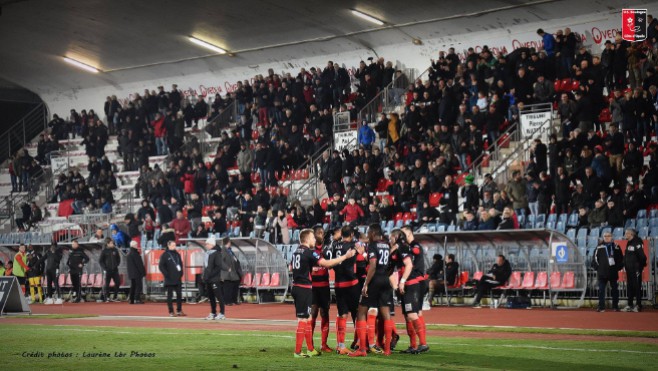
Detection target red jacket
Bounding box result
[170,218,191,242]
[151,117,166,138]
[340,203,364,223]
[182,173,194,194]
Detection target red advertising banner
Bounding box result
[622,9,647,42]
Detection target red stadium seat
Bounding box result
[321,198,329,211]
[560,78,572,92]
[93,273,103,288]
[520,271,535,290]
[561,271,575,289]
[260,273,271,286]
[533,271,548,289]
[501,271,522,289]
[394,212,403,223]
[251,130,259,140]
[549,271,561,289]
[241,273,253,287]
[553,79,562,93]
[301,169,309,179]
[570,80,580,91]
[402,212,412,223]
[270,273,281,287]
[81,273,89,288]
[253,273,261,287]
[473,271,483,281]
[448,271,469,289]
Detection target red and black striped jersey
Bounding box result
[399,240,425,285]
[311,243,331,287]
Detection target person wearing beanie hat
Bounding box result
[127,239,146,304]
[202,236,226,320]
[99,238,122,302]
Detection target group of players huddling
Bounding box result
[291,224,429,358]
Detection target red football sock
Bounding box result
[295,321,307,354]
[336,317,346,345]
[366,314,377,348]
[384,320,394,353]
[377,316,385,347]
[310,316,317,335]
[321,316,330,347]
[406,320,417,348]
[356,320,367,351]
[413,318,426,346]
[305,320,315,351]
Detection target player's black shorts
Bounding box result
[312,285,330,311]
[292,286,312,319]
[335,284,360,317]
[360,275,392,308]
[401,283,422,315]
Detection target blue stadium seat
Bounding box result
[651,227,658,237]
[599,227,611,237]
[576,237,587,248]
[536,214,546,225]
[567,213,579,227]
[639,227,649,239]
[526,214,536,228]
[556,221,566,233]
[517,214,526,228]
[587,236,599,248]
[612,227,624,239]
[547,214,557,224]
[650,209,658,218]
[437,225,446,232]
[625,219,636,230]
[589,227,599,237]
[427,225,437,232]
[385,220,394,231]
[650,218,658,228]
[637,209,647,219]
[576,228,588,238]
[558,213,568,225]
[447,225,456,232]
[545,221,556,230]
[566,228,576,240]
[636,218,648,228]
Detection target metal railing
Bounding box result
[0,103,48,166]
[289,142,332,201]
[356,66,428,125]
[0,166,54,230]
[205,99,238,137]
[468,121,521,181]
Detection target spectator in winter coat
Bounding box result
[170,210,192,243]
[358,121,376,149]
[110,224,129,248]
[127,240,145,304]
[340,198,364,224]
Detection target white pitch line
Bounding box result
[31,327,658,355]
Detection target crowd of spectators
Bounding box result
[10,20,658,240]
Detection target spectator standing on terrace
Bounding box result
[171,210,191,243]
[592,232,623,312]
[358,121,376,150]
[160,240,186,317]
[506,171,528,216]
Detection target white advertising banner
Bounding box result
[50,156,69,188]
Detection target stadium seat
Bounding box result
[651,227,658,237]
[520,271,535,290]
[558,213,568,225]
[576,228,588,239]
[599,227,611,237]
[260,273,271,287]
[449,271,469,289]
[587,236,599,249]
[566,228,576,240]
[639,227,649,239]
[545,221,556,230]
[533,272,548,290]
[612,227,624,239]
[447,225,456,232]
[270,273,281,287]
[549,271,561,289]
[81,273,89,288]
[394,212,403,223]
[589,227,599,237]
[650,218,658,228]
[473,271,483,281]
[560,271,575,289]
[636,218,648,228]
[625,219,635,230]
[253,273,261,287]
[547,214,557,224]
[567,213,579,227]
[501,272,522,289]
[650,209,658,218]
[241,273,253,287]
[556,221,566,233]
[637,209,647,219]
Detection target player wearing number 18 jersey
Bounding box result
[291,229,355,358]
[349,224,394,357]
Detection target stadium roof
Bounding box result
[0,0,638,99]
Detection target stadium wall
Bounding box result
[40,0,657,118]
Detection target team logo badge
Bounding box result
[622,9,647,41]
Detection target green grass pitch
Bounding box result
[0,324,656,370]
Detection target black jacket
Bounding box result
[99,247,122,272]
[202,247,223,283]
[44,247,63,272]
[624,237,647,273]
[487,260,512,284]
[127,247,146,280]
[592,242,623,281]
[67,248,90,274]
[159,249,184,286]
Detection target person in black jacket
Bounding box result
[43,242,63,303]
[472,255,512,308]
[592,232,623,312]
[202,237,226,320]
[26,245,44,303]
[67,240,90,303]
[127,240,145,304]
[159,240,185,316]
[622,229,647,312]
[99,238,122,302]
